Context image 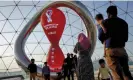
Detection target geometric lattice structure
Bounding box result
[0,1,133,79]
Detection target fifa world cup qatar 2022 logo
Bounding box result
[41,8,66,72]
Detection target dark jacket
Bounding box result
[99,17,128,48]
[28,63,37,73]
[65,57,72,68]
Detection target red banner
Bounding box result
[41,8,66,72]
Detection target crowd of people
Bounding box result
[95,5,133,80]
[27,5,133,80]
[27,53,77,80]
[61,53,78,80]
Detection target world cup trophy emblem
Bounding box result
[46,10,53,23]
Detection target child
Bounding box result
[98,59,113,80]
[42,62,50,80]
[95,13,106,33]
[95,14,107,57]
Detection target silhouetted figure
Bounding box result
[65,53,72,80]
[73,55,78,78]
[98,59,113,80]
[73,55,78,69]
[97,5,133,80]
[62,59,70,80]
[74,33,94,80]
[70,53,74,80]
[42,62,50,80]
[28,59,37,80]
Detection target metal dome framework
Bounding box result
[0,0,133,79]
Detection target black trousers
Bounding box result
[70,71,74,80]
[44,74,50,80]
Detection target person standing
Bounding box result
[42,62,50,80]
[70,53,74,80]
[97,6,133,80]
[74,33,94,80]
[98,59,113,80]
[28,59,37,80]
[65,53,71,80]
[73,55,78,78]
[73,55,78,72]
[62,59,69,80]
